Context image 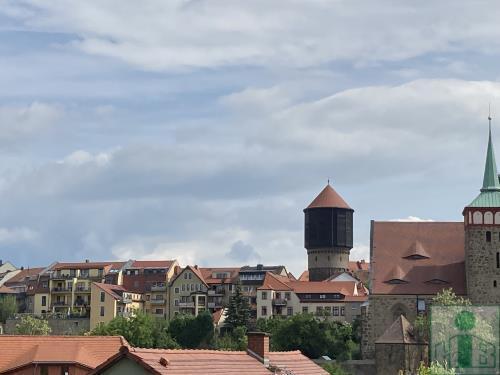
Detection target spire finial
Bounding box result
[327,178,330,185]
[481,109,500,192]
[489,103,492,130]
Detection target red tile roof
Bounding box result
[3,267,44,285]
[130,260,175,269]
[268,351,328,375]
[258,273,292,291]
[0,285,17,294]
[51,262,114,271]
[0,336,127,373]
[349,260,369,271]
[199,267,240,284]
[306,184,351,210]
[92,347,271,375]
[298,270,309,281]
[93,282,127,300]
[371,221,465,295]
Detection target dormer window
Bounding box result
[425,279,449,285]
[385,279,408,285]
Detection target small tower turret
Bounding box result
[304,184,354,281]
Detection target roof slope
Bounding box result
[3,267,44,285]
[129,260,175,269]
[306,184,351,210]
[0,336,127,372]
[376,315,417,344]
[268,351,328,375]
[371,221,465,295]
[199,267,240,284]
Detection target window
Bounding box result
[316,306,323,315]
[188,273,192,279]
[262,291,267,300]
[182,284,185,291]
[497,252,499,269]
[261,306,267,316]
[175,287,179,294]
[285,292,291,300]
[41,296,46,307]
[417,299,426,312]
[333,307,339,316]
[324,306,331,315]
[100,306,105,317]
[495,280,497,288]
[487,231,492,242]
[340,307,345,316]
[175,299,179,306]
[155,308,163,314]
[184,273,188,279]
[61,366,69,375]
[100,291,105,302]
[287,307,293,316]
[319,294,326,299]
[40,366,48,375]
[276,292,281,299]
[302,306,308,313]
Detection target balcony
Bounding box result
[178,301,195,308]
[208,290,225,296]
[121,298,132,304]
[272,299,288,306]
[50,273,75,280]
[74,300,89,307]
[151,285,167,292]
[52,287,72,293]
[74,286,91,293]
[51,301,69,307]
[207,302,223,309]
[150,299,165,305]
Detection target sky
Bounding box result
[1,1,500,275]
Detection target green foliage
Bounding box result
[0,295,17,323]
[214,326,248,351]
[169,311,214,348]
[322,362,351,375]
[225,284,250,330]
[90,313,178,348]
[432,289,471,307]
[256,314,358,360]
[417,361,455,375]
[15,315,51,335]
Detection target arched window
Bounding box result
[495,212,500,224]
[485,212,494,224]
[473,211,483,224]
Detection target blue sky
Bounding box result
[1,1,500,275]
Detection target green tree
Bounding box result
[169,311,214,348]
[225,285,250,330]
[322,362,350,375]
[416,361,455,375]
[214,325,248,351]
[0,295,17,323]
[15,315,51,335]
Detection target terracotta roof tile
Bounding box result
[268,351,329,375]
[371,221,465,295]
[0,285,17,294]
[93,282,127,300]
[298,270,309,281]
[0,336,126,372]
[199,267,240,284]
[306,184,351,210]
[3,267,44,285]
[127,348,270,374]
[258,272,292,291]
[51,262,114,271]
[129,260,175,269]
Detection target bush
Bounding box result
[15,315,51,335]
[322,362,351,375]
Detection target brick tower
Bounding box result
[464,118,500,304]
[304,184,354,281]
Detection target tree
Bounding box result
[90,313,178,348]
[15,315,51,335]
[225,284,250,330]
[0,295,17,323]
[169,311,214,348]
[214,325,248,351]
[416,361,455,375]
[322,362,350,375]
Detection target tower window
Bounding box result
[497,252,500,268]
[487,231,492,242]
[494,280,497,288]
[315,256,318,262]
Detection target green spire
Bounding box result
[481,119,500,192]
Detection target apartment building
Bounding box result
[3,267,45,312]
[122,260,178,319]
[239,264,289,318]
[90,282,143,329]
[199,267,240,309]
[168,265,209,318]
[256,272,368,323]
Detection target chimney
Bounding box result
[85,259,90,263]
[247,332,270,366]
[257,264,263,270]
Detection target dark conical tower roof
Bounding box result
[306,184,352,210]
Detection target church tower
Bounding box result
[304,184,354,281]
[464,118,500,304]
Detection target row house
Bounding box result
[168,265,209,318]
[122,260,178,319]
[90,282,143,329]
[199,267,240,309]
[257,272,368,323]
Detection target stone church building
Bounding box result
[362,122,500,373]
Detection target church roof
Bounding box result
[467,121,500,207]
[371,221,465,295]
[375,315,417,344]
[306,184,352,210]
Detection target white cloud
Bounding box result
[0,102,62,144]
[391,216,435,222]
[4,1,500,71]
[60,150,112,166]
[351,243,370,262]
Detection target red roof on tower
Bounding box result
[306,184,351,210]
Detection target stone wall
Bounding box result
[307,247,350,281]
[5,317,90,335]
[465,227,500,304]
[375,343,427,375]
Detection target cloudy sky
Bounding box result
[1,1,500,275]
